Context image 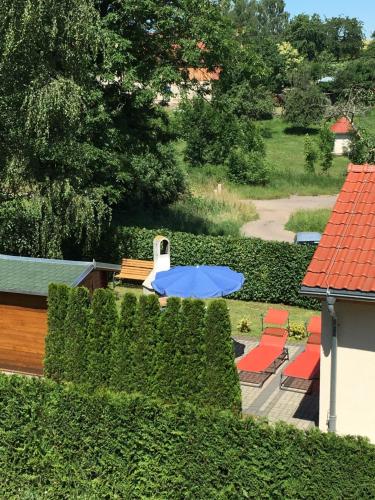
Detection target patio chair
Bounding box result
[237,309,290,387]
[280,315,321,394]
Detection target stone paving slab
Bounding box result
[235,337,319,430]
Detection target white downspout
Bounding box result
[326,294,337,433]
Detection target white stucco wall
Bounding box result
[333,134,351,155]
[320,300,375,443]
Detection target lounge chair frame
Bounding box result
[239,347,289,387]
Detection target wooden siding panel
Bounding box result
[0,304,47,375]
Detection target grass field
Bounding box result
[285,208,331,233]
[116,285,319,342]
[186,117,348,200]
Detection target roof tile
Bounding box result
[302,163,375,293]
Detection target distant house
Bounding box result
[156,66,221,107]
[301,163,375,442]
[330,117,353,155]
[0,255,120,375]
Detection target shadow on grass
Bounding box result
[284,126,319,136]
[112,206,225,236]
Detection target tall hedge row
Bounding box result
[45,283,70,381]
[45,287,240,412]
[1,374,375,499]
[116,227,318,308]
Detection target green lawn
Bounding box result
[115,285,319,342]
[356,107,375,131]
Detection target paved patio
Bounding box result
[235,338,319,430]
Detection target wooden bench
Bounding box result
[115,258,154,282]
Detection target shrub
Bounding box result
[205,300,241,413]
[179,299,206,402]
[227,148,270,185]
[64,287,91,383]
[154,296,182,401]
[110,292,138,392]
[304,134,318,174]
[45,283,70,381]
[116,227,318,309]
[237,318,251,333]
[2,374,375,498]
[289,321,307,340]
[86,288,118,387]
[284,85,329,128]
[132,294,161,394]
[318,123,335,173]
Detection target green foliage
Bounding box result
[64,287,91,383]
[285,209,331,233]
[2,374,375,498]
[284,85,329,128]
[205,300,241,413]
[237,317,252,333]
[227,148,270,185]
[117,227,318,308]
[286,14,363,61]
[289,321,308,340]
[87,289,118,387]
[349,128,375,164]
[179,299,206,402]
[132,294,161,394]
[44,284,70,381]
[304,134,318,174]
[110,292,138,391]
[0,0,230,257]
[154,297,182,401]
[318,124,335,173]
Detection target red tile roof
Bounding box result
[330,117,353,134]
[188,67,220,81]
[302,164,375,293]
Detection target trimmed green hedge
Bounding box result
[1,374,375,499]
[116,227,318,308]
[46,288,240,412]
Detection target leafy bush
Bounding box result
[237,317,252,333]
[64,287,91,383]
[304,134,318,173]
[284,85,329,128]
[227,148,270,185]
[179,97,265,167]
[179,299,206,403]
[154,297,182,401]
[289,321,307,340]
[116,227,318,309]
[318,124,335,173]
[45,283,70,381]
[86,288,118,387]
[205,300,241,413]
[110,292,138,392]
[132,294,161,394]
[1,374,375,498]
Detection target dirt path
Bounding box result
[240,195,337,242]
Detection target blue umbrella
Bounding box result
[151,265,245,299]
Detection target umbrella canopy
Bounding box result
[151,265,245,299]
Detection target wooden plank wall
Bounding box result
[0,293,47,375]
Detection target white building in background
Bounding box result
[330,117,353,156]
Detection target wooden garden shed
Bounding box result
[0,255,120,376]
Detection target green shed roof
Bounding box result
[0,255,94,296]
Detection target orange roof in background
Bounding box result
[330,117,353,134]
[302,164,375,293]
[188,67,221,82]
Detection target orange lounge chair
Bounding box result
[237,309,289,387]
[280,315,321,393]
